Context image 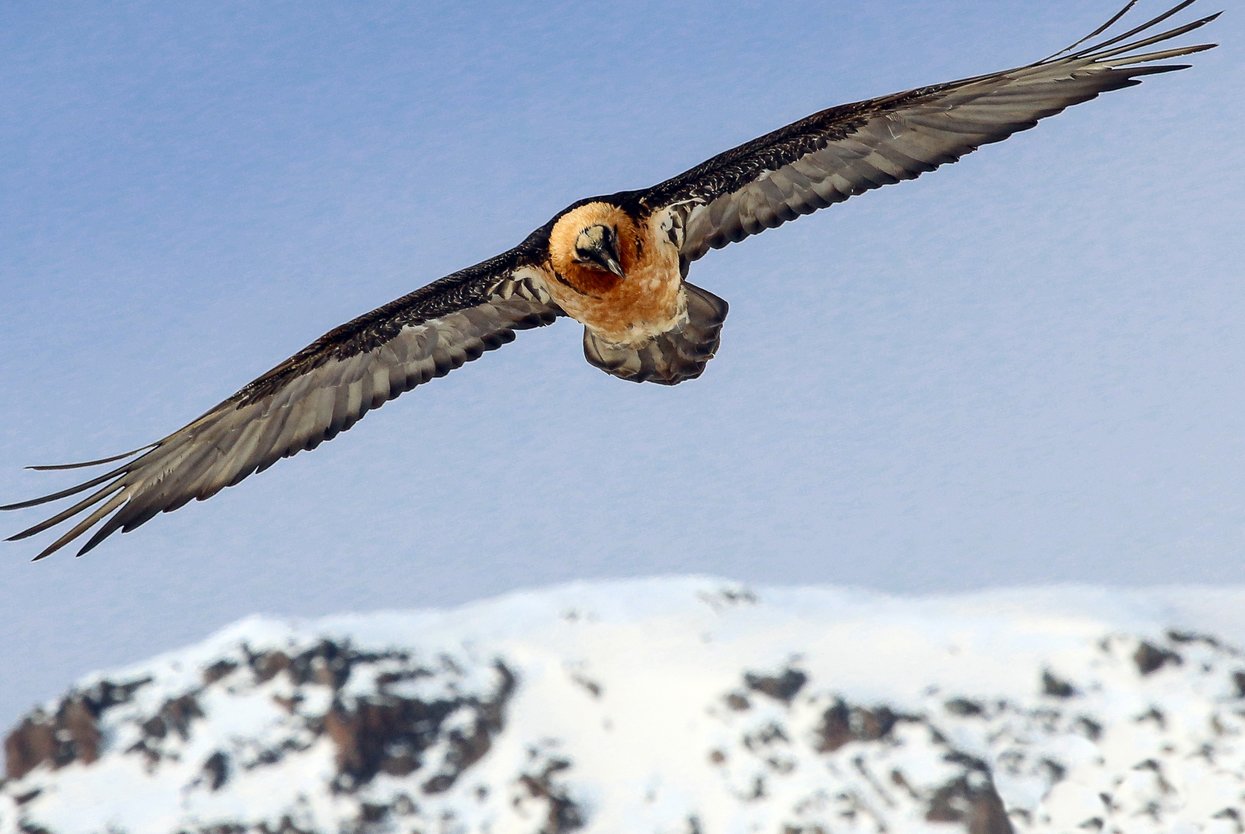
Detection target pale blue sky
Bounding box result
[1,1,1240,730]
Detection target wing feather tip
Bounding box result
[2,496,58,512]
[31,542,70,562]
[24,445,154,472]
[75,531,112,558]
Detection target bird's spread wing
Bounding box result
[3,252,560,559]
[644,1,1218,264]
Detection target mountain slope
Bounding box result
[3,579,1245,833]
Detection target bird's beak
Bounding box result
[582,242,625,279]
[600,252,625,279]
[575,224,627,278]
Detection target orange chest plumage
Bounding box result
[543,203,685,347]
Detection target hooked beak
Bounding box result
[576,225,627,279]
[596,251,625,279]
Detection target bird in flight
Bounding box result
[3,2,1219,559]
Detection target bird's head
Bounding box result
[549,201,638,292]
[573,223,625,278]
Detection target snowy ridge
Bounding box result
[2,578,1245,833]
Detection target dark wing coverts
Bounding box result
[644,1,1218,263]
[3,253,559,559]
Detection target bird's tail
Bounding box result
[583,282,729,386]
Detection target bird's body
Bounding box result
[544,200,686,347]
[3,1,1221,559]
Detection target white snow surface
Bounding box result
[2,577,1245,834]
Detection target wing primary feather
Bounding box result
[1105,60,1193,76]
[120,504,165,534]
[1042,0,1158,62]
[32,491,129,561]
[6,483,125,541]
[69,492,137,558]
[1078,17,1219,63]
[79,513,135,554]
[1063,2,1204,62]
[26,445,154,471]
[0,466,130,511]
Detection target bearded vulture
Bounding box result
[3,2,1220,559]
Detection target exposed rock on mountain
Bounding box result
[2,580,1244,833]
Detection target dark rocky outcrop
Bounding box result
[325,660,515,793]
[814,698,912,753]
[744,668,808,704]
[925,769,1013,834]
[1133,641,1183,676]
[5,677,151,780]
[1041,669,1078,699]
[515,757,583,834]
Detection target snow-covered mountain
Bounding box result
[3,579,1245,834]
